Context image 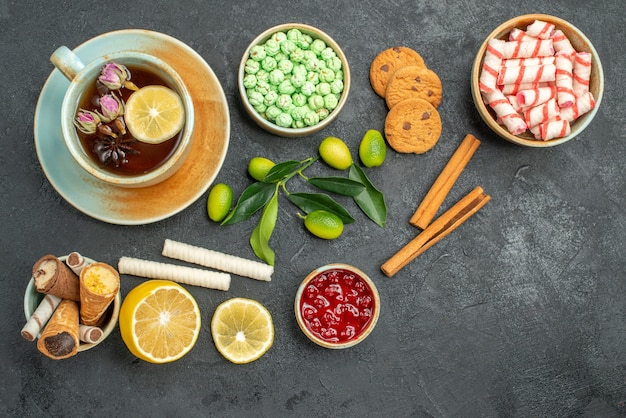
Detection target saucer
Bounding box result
[34,29,230,225]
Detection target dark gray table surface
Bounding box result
[1,1,624,417]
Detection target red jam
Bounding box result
[298,267,375,344]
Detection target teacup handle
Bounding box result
[50,46,85,81]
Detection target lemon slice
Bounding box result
[124,85,185,144]
[119,280,201,363]
[211,298,274,364]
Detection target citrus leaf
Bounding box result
[307,176,366,197]
[262,160,302,183]
[287,192,355,224]
[250,191,278,266]
[221,182,276,225]
[349,164,387,227]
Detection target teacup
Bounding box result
[50,46,195,187]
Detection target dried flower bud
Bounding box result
[73,109,101,135]
[97,93,124,122]
[97,124,117,138]
[98,62,130,90]
[114,116,126,135]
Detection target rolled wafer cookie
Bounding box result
[118,256,231,291]
[162,239,273,282]
[79,324,104,344]
[21,294,62,341]
[32,255,80,301]
[79,262,120,326]
[37,299,79,360]
[66,252,87,276]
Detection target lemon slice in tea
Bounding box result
[124,85,185,144]
[211,298,274,364]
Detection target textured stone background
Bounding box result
[1,0,624,416]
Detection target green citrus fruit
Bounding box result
[359,129,387,167]
[319,136,353,170]
[303,210,344,240]
[248,157,276,181]
[207,183,233,222]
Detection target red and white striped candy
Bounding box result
[523,97,560,128]
[497,63,556,85]
[572,52,592,96]
[507,94,522,112]
[559,91,595,121]
[500,81,549,96]
[516,85,557,108]
[484,89,528,135]
[555,51,576,108]
[479,38,506,93]
[503,56,555,67]
[531,118,571,141]
[550,30,576,55]
[526,20,556,40]
[509,28,535,42]
[502,39,554,59]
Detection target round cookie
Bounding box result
[384,98,442,154]
[385,65,443,109]
[369,46,426,98]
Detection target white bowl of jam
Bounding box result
[295,264,380,349]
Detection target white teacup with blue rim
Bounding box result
[50,46,195,188]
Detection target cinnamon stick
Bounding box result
[382,186,490,277]
[410,134,480,229]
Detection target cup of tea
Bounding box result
[50,46,195,188]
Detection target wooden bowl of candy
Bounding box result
[238,23,351,138]
[471,14,604,147]
[294,263,380,349]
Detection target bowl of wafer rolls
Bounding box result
[23,253,121,359]
[471,14,604,147]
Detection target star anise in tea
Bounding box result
[93,136,140,167]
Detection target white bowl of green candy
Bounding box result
[238,23,351,137]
